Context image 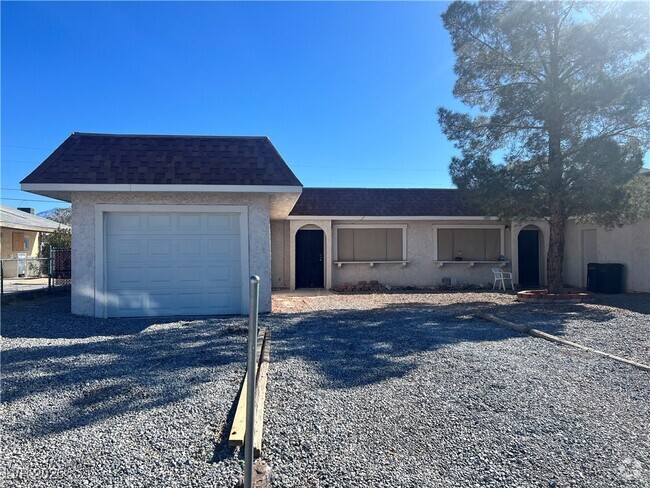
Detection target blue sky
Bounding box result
[2,2,646,214]
[1,1,462,213]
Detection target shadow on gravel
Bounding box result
[270,299,624,390]
[590,293,650,315]
[270,302,520,389]
[1,296,249,438]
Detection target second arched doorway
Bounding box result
[518,226,542,287]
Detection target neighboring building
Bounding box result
[0,205,70,278]
[20,133,649,318]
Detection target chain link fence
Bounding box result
[1,248,71,295]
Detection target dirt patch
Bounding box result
[272,290,515,314]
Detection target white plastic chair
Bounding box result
[492,268,514,291]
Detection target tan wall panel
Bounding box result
[438,229,454,260]
[386,228,403,260]
[338,229,354,260]
[485,229,501,260]
[454,229,484,260]
[354,229,387,260]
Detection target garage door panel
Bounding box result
[206,265,237,283]
[207,237,239,257]
[105,211,243,317]
[107,266,145,285]
[148,214,172,230]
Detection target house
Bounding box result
[0,206,69,278]
[20,133,649,318]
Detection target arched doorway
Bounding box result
[295,227,325,288]
[518,226,542,287]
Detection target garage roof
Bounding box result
[289,187,483,217]
[21,133,302,187]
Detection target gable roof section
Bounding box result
[289,188,483,217]
[0,206,69,232]
[21,133,302,187]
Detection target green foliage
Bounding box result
[40,228,72,257]
[439,0,649,224]
[439,1,650,290]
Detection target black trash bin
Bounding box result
[586,263,599,292]
[587,263,624,294]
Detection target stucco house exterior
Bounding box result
[21,133,649,318]
[0,205,69,278]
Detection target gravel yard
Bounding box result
[2,292,649,487]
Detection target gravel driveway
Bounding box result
[2,293,649,486]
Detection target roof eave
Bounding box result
[22,183,303,203]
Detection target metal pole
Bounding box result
[244,275,260,488]
[48,246,53,290]
[1,261,4,297]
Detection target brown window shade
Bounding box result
[337,229,354,260]
[437,228,501,261]
[484,229,501,260]
[437,229,454,260]
[337,228,404,261]
[386,229,403,260]
[12,232,26,251]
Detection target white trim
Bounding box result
[335,260,409,268]
[434,260,509,268]
[22,183,302,194]
[432,224,506,261]
[332,223,408,262]
[93,204,250,318]
[288,215,500,221]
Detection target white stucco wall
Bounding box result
[564,219,650,292]
[71,191,272,317]
[287,219,512,289]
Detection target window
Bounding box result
[12,232,28,252]
[336,226,405,261]
[435,227,503,261]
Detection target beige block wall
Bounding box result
[270,220,290,289]
[564,219,650,292]
[71,191,272,317]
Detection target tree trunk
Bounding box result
[546,17,565,294]
[547,198,565,294]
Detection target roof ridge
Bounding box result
[71,132,269,139]
[303,187,458,191]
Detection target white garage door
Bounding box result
[105,212,243,317]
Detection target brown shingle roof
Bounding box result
[289,188,483,217]
[21,133,302,187]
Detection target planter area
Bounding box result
[516,290,592,303]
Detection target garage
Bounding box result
[104,211,244,317]
[20,133,304,316]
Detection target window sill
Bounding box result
[334,260,409,268]
[434,260,509,268]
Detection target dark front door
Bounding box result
[296,229,324,288]
[518,229,540,287]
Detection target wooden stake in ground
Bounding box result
[478,313,650,372]
[229,329,266,447]
[253,330,271,458]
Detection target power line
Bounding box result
[1,197,65,203]
[1,159,39,164]
[1,144,50,150]
[292,165,449,172]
